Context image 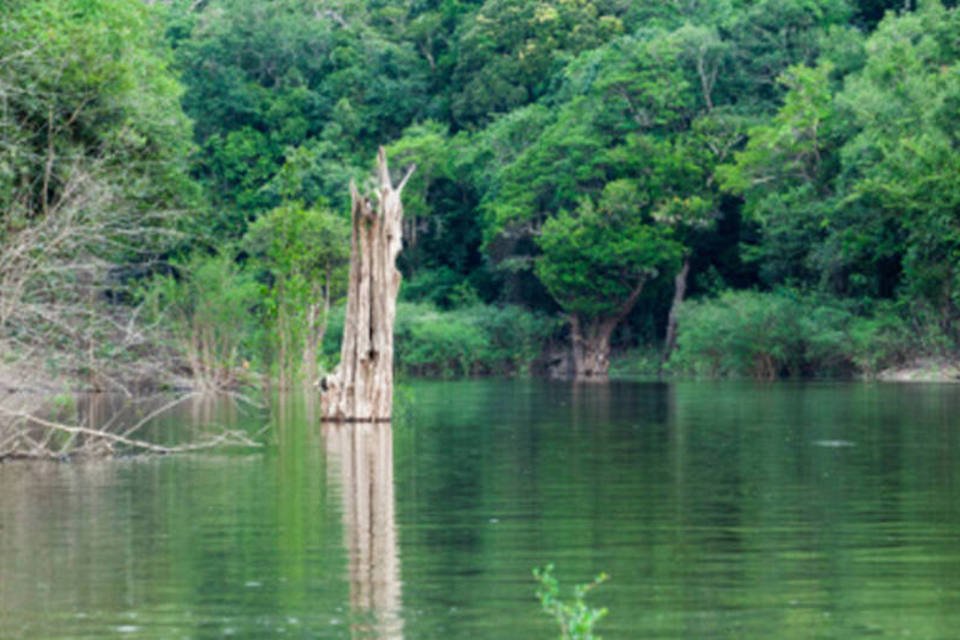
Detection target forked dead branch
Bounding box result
[0,393,262,461]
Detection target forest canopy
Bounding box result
[2,0,959,387]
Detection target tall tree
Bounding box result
[449,0,622,127]
[836,1,960,338]
[719,2,960,341]
[536,194,682,379]
[173,0,429,237]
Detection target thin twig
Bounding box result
[0,406,262,459]
[119,392,200,438]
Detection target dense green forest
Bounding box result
[2,0,959,389]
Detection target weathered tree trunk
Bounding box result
[660,256,690,374]
[320,148,414,421]
[570,315,617,381]
[569,279,647,381]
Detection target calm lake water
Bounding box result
[1,380,959,639]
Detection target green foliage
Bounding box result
[326,302,561,377]
[450,0,622,126]
[536,200,682,319]
[716,63,847,287]
[718,3,960,346]
[721,0,853,108]
[6,0,960,385]
[385,121,487,280]
[395,302,562,377]
[610,344,665,377]
[847,307,918,376]
[385,121,450,223]
[244,203,350,283]
[835,2,960,337]
[0,0,200,384]
[481,28,704,242]
[462,303,564,374]
[670,289,924,379]
[396,304,489,377]
[401,268,478,308]
[0,0,195,238]
[533,564,609,640]
[243,202,350,383]
[144,253,260,388]
[173,0,430,236]
[671,290,808,379]
[718,63,838,199]
[477,24,726,352]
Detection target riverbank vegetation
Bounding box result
[2,0,959,389]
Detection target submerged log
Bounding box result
[320,148,414,422]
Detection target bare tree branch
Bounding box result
[0,399,262,461]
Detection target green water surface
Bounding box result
[1,380,958,638]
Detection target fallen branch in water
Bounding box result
[0,395,263,461]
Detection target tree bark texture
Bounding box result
[320,148,413,421]
[660,256,690,373]
[569,279,647,381]
[570,315,617,381]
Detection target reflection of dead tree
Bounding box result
[324,422,403,639]
[0,393,262,461]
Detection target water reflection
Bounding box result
[2,383,959,639]
[324,422,403,639]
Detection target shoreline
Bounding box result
[875,358,960,383]
[4,351,960,396]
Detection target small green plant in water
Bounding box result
[533,564,609,640]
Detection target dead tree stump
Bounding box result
[320,148,414,422]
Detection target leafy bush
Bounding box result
[242,202,349,385]
[324,302,560,377]
[400,268,475,308]
[395,304,488,377]
[610,345,664,377]
[847,308,917,377]
[464,304,562,374]
[670,290,806,378]
[143,252,260,388]
[669,290,922,379]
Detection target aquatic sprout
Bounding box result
[533,564,609,640]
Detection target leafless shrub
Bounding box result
[0,158,190,392]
